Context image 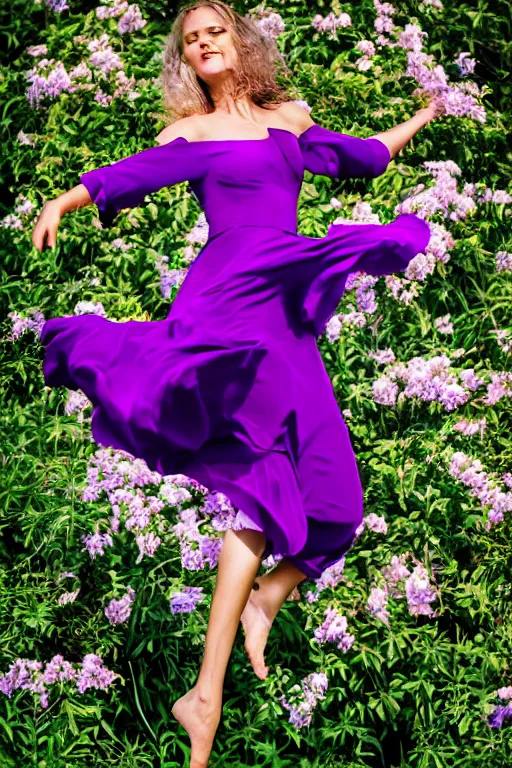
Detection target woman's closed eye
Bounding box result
[185,29,225,44]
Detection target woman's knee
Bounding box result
[231,528,267,558]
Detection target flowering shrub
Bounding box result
[1,0,511,765]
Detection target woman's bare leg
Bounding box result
[241,557,308,680]
[171,528,266,768]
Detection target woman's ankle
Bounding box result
[251,576,286,622]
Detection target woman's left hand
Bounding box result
[421,97,446,122]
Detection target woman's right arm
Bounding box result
[32,183,92,252]
[33,117,202,251]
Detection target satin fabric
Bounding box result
[41,124,431,580]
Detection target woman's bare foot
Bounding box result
[171,685,222,768]
[240,578,277,680]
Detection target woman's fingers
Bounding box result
[32,206,60,251]
[47,223,58,248]
[32,223,44,252]
[33,223,48,252]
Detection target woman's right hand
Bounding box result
[32,199,63,252]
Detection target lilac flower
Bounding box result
[82,447,162,503]
[381,555,411,597]
[44,0,69,12]
[454,51,476,76]
[312,12,352,38]
[75,654,119,694]
[88,46,123,76]
[87,34,111,53]
[95,0,129,19]
[366,585,390,625]
[333,200,381,226]
[313,607,355,652]
[355,274,379,314]
[481,372,512,405]
[117,4,147,35]
[15,197,35,216]
[356,57,373,72]
[81,531,114,559]
[95,89,113,106]
[0,654,117,710]
[453,418,487,437]
[375,353,487,411]
[325,315,342,343]
[405,564,438,616]
[373,0,397,39]
[435,313,454,334]
[373,376,399,406]
[257,12,285,39]
[385,275,420,304]
[155,254,188,300]
[369,348,396,365]
[110,237,130,251]
[489,329,512,354]
[495,251,512,272]
[42,655,77,684]
[339,306,367,328]
[135,531,161,563]
[380,555,439,617]
[17,130,36,146]
[56,571,77,581]
[364,513,388,533]
[58,589,81,605]
[487,703,512,728]
[8,309,45,340]
[25,61,73,107]
[27,45,48,57]
[438,382,470,411]
[356,40,376,57]
[65,390,91,421]
[398,23,429,53]
[113,70,138,99]
[170,586,205,614]
[200,537,223,569]
[185,212,210,245]
[2,214,23,229]
[68,62,93,83]
[280,671,329,729]
[73,301,107,317]
[0,660,48,709]
[104,586,136,624]
[307,554,350,600]
[448,451,512,528]
[459,368,485,391]
[492,190,512,203]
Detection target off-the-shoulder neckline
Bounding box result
[173,124,320,146]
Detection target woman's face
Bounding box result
[181,6,237,82]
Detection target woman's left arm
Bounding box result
[370,100,445,160]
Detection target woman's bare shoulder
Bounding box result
[274,101,316,134]
[155,115,201,145]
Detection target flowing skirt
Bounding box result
[41,215,431,580]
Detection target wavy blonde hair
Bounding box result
[156,0,295,124]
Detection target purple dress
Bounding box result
[40,124,431,581]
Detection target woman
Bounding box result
[33,2,444,765]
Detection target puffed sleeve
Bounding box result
[299,124,391,181]
[79,137,205,228]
